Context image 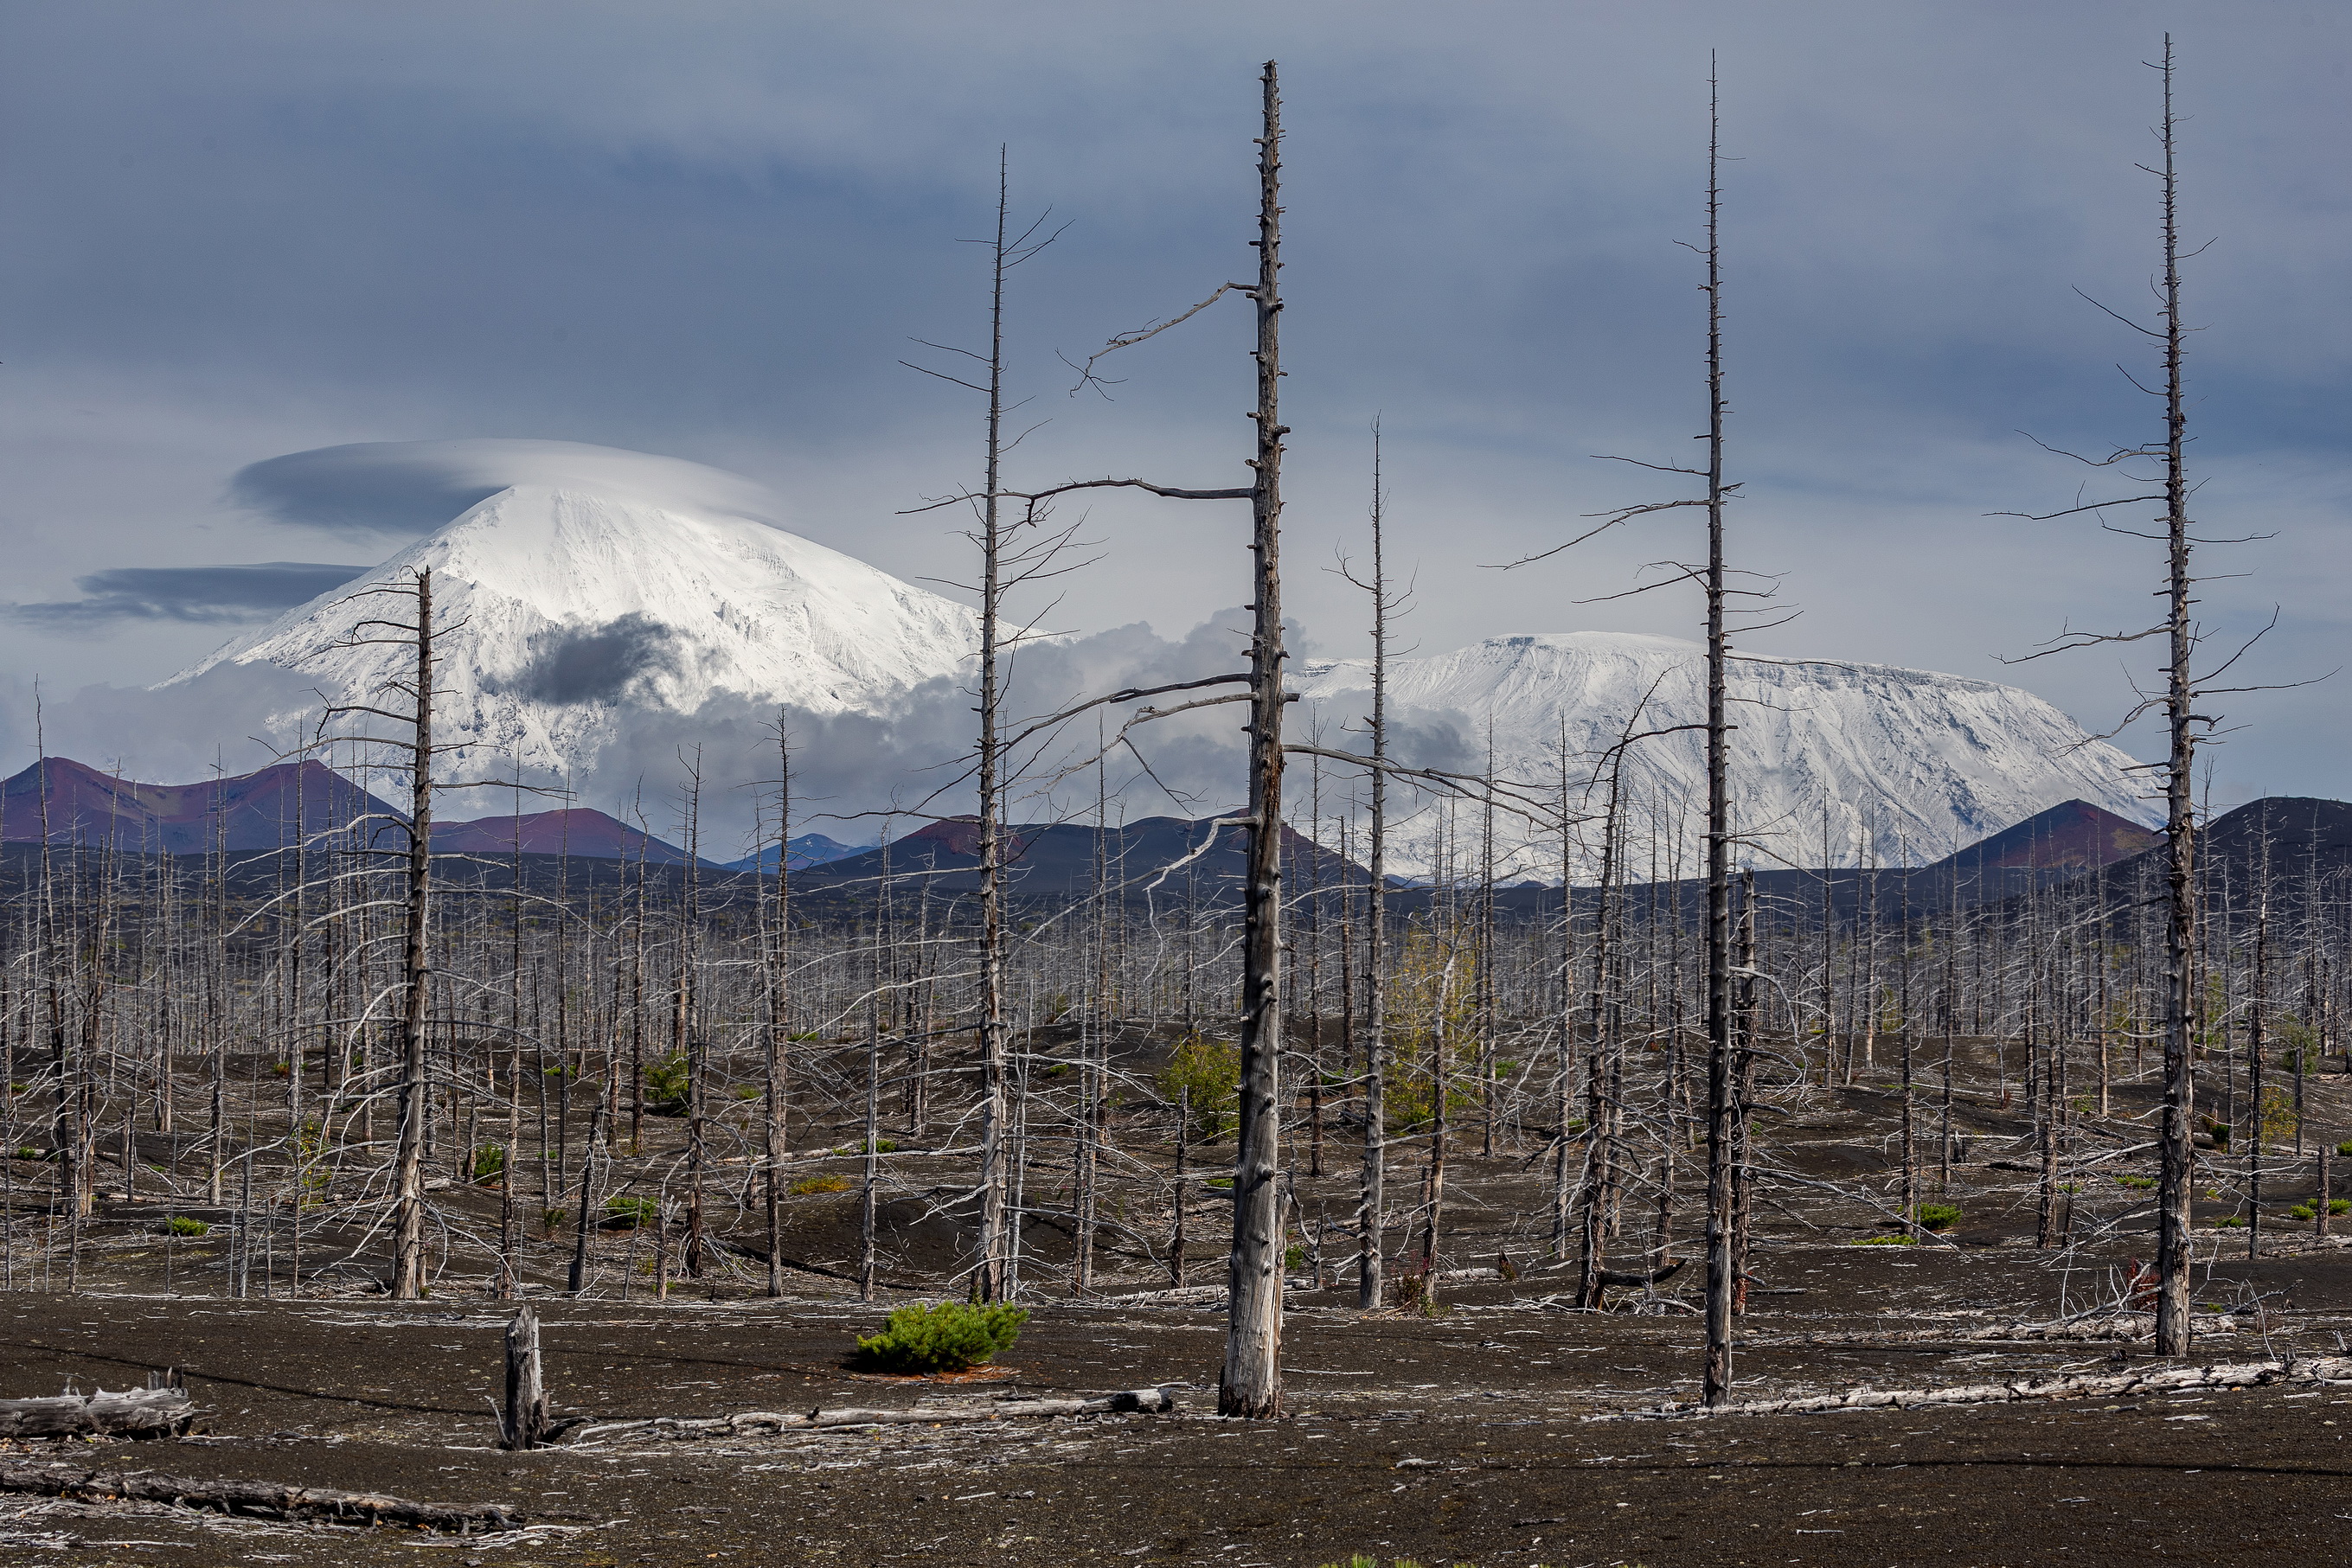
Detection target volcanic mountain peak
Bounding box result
[1294,630,2157,875]
[0,756,392,855]
[429,807,696,864]
[1932,798,2160,874]
[0,756,699,863]
[172,480,978,777]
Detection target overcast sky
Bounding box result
[1,2,2345,803]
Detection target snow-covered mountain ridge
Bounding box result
[1292,631,2154,874]
[161,442,2147,867]
[173,481,978,776]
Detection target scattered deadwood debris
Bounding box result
[577,1385,1181,1443]
[1770,1312,2238,1346]
[0,1459,522,1532]
[1623,1352,2352,1419]
[0,1386,195,1440]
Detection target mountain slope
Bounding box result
[0,757,394,854]
[1293,632,2155,875]
[0,756,700,862]
[796,815,1360,902]
[172,482,977,778]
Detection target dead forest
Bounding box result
[2,770,2346,1330]
[0,42,2336,1424]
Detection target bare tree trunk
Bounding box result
[1699,67,1738,1410]
[678,766,704,1278]
[2154,37,2199,1359]
[860,997,880,1302]
[1355,422,1391,1311]
[1729,872,1759,1314]
[1170,1086,1189,1287]
[391,569,435,1302]
[971,150,1015,1303]
[2249,879,2268,1258]
[765,720,791,1298]
[1221,60,1287,1420]
[497,1305,549,1450]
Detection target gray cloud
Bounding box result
[507,613,683,705]
[8,562,367,629]
[229,438,788,536]
[0,4,2345,803]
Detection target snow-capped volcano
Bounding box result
[1292,631,2155,874]
[173,478,977,777]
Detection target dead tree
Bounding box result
[1338,420,1399,1309]
[1993,39,2274,1356]
[978,61,1288,1417]
[763,718,791,1298]
[1496,64,1745,1405]
[900,149,1067,1302]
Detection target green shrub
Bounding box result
[2213,1214,2246,1229]
[2337,1140,2352,1158]
[1158,1034,1240,1142]
[1851,1233,1917,1246]
[734,1085,761,1100]
[606,1194,659,1228]
[830,1139,898,1155]
[1285,1244,1306,1271]
[471,1144,506,1185]
[2115,1174,2156,1190]
[852,1301,1029,1374]
[644,1052,690,1115]
[163,1216,209,1238]
[791,1174,851,1195]
[542,1206,568,1235]
[2289,1204,2316,1221]
[2203,1119,2232,1150]
[1914,1203,1961,1232]
[2334,1199,2349,1216]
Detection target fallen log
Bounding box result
[578,1385,1180,1443]
[0,1386,195,1440]
[1622,1352,2352,1420]
[1766,1313,2235,1346]
[0,1459,522,1532]
[1105,1283,1315,1309]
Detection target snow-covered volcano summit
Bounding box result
[174,477,977,776]
[1293,631,2155,874]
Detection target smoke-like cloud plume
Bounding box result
[7,563,367,630]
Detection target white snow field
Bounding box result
[174,441,2145,867]
[1291,631,2153,876]
[174,479,978,779]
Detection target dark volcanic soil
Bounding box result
[2,1234,2349,1565]
[4,1041,2350,1565]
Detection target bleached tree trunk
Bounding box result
[765,719,791,1298]
[1699,69,1739,1410]
[2154,37,2200,1359]
[971,150,1015,1302]
[1221,59,1287,1420]
[1355,424,1392,1311]
[391,569,435,1302]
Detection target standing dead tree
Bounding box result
[969,61,1288,1418]
[1497,61,1753,1408]
[1994,37,2288,1357]
[1336,420,1401,1310]
[900,147,1076,1302]
[306,569,442,1301]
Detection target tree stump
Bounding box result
[497,1305,548,1450]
